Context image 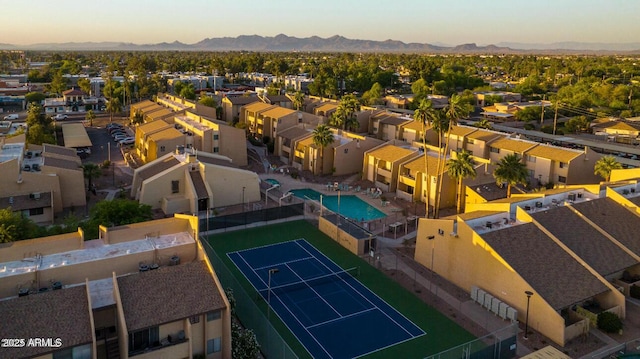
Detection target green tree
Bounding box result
[312,124,334,175]
[494,154,529,197]
[82,163,102,192]
[85,110,96,127]
[231,321,260,359]
[413,99,436,216]
[77,77,91,95]
[447,150,477,214]
[594,156,622,182]
[515,107,542,123]
[411,78,430,99]
[179,82,196,100]
[362,82,383,105]
[198,95,217,108]
[25,92,46,104]
[106,97,122,122]
[49,72,68,95]
[25,103,55,145]
[0,208,39,243]
[474,118,493,129]
[292,91,305,111]
[131,110,144,126]
[82,199,153,240]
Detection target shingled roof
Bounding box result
[117,260,226,331]
[482,223,610,310]
[531,206,638,276]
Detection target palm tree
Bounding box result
[293,91,305,111]
[434,94,468,217]
[475,118,492,129]
[447,150,477,214]
[493,154,529,198]
[82,163,102,192]
[329,106,346,129]
[312,125,334,175]
[594,156,623,182]
[106,97,122,123]
[85,110,96,127]
[413,99,436,216]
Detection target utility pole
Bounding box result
[553,101,559,135]
[540,94,546,125]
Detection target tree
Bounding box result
[198,95,217,108]
[292,91,305,111]
[312,125,334,175]
[25,92,46,104]
[77,77,91,95]
[82,199,153,240]
[493,154,529,197]
[82,163,101,192]
[231,321,260,359]
[106,97,122,122]
[474,118,493,129]
[361,82,383,105]
[49,72,68,96]
[0,208,39,243]
[447,150,477,214]
[131,110,144,125]
[25,103,55,145]
[413,99,436,216]
[179,82,196,100]
[594,156,622,182]
[85,110,96,127]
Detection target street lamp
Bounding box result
[427,235,435,292]
[267,268,279,321]
[524,290,534,340]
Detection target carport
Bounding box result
[61,123,93,149]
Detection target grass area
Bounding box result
[206,220,476,358]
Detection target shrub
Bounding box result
[102,160,111,169]
[523,123,536,131]
[597,311,623,333]
[630,285,640,299]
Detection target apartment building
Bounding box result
[362,142,422,193]
[0,142,85,223]
[369,111,412,141]
[131,149,259,215]
[221,95,259,123]
[414,183,640,346]
[135,119,185,164]
[0,215,231,359]
[241,102,322,141]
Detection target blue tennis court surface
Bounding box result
[228,239,425,359]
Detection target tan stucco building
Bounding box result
[0,215,231,359]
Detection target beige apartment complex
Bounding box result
[0,215,231,359]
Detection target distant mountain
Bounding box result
[1,35,638,53]
[496,41,640,52]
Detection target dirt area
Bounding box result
[386,245,607,358]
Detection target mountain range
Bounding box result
[1,34,639,54]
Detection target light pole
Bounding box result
[337,189,341,225]
[524,290,534,340]
[242,186,245,212]
[427,235,435,292]
[267,268,279,321]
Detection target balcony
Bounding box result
[130,338,189,358]
[399,173,416,187]
[376,167,392,177]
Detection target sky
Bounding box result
[2,0,639,46]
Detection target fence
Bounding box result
[199,203,304,232]
[424,323,518,359]
[202,238,299,359]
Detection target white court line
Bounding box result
[285,262,342,317]
[253,256,315,271]
[306,307,377,330]
[294,240,423,338]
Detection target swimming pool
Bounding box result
[264,178,281,187]
[290,188,386,221]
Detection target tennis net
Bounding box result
[261,267,360,295]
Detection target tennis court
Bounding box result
[228,239,425,359]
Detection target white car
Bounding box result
[118,137,135,146]
[54,114,68,120]
[3,114,19,120]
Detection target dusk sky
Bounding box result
[3,0,639,46]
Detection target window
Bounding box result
[213,134,219,140]
[528,169,535,178]
[29,207,44,216]
[490,147,500,153]
[189,315,200,324]
[559,162,567,168]
[467,139,475,145]
[207,337,222,354]
[129,327,159,353]
[53,344,91,359]
[525,155,536,163]
[207,310,221,321]
[213,147,219,153]
[159,145,166,152]
[171,180,179,194]
[344,148,348,154]
[558,175,567,183]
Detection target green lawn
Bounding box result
[206,220,476,358]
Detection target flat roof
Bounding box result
[368,144,416,162]
[0,231,193,280]
[0,142,24,164]
[61,123,92,148]
[43,143,77,157]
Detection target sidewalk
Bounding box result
[374,233,533,357]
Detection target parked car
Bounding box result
[109,127,125,134]
[106,123,123,130]
[54,114,68,120]
[113,134,128,142]
[3,114,19,120]
[118,137,135,146]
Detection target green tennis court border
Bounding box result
[205,220,476,358]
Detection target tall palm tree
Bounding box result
[494,154,528,198]
[293,91,305,111]
[594,156,622,182]
[434,94,468,218]
[312,125,334,175]
[447,150,477,214]
[82,163,102,192]
[85,110,96,127]
[414,99,436,216]
[106,97,122,123]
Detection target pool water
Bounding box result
[290,188,386,221]
[265,178,281,187]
